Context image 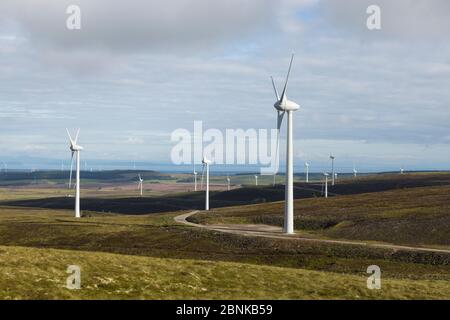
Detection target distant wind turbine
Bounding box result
[353,167,358,177]
[226,175,231,191]
[305,161,310,183]
[193,168,198,192]
[254,175,258,186]
[323,173,329,198]
[201,156,211,211]
[67,128,83,218]
[138,174,143,196]
[271,53,300,235]
[330,154,335,186]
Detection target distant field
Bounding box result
[5,172,450,214]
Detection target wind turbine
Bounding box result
[400,167,404,174]
[254,175,258,186]
[323,173,329,198]
[304,161,310,183]
[193,168,198,192]
[353,167,358,177]
[334,172,338,184]
[330,154,335,186]
[271,53,300,234]
[226,175,231,191]
[201,156,211,211]
[138,174,143,196]
[67,128,83,218]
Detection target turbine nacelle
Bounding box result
[274,99,300,112]
[202,157,211,165]
[70,144,83,152]
[67,129,83,152]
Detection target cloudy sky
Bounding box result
[0,0,449,172]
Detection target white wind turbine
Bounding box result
[400,166,404,174]
[138,174,144,197]
[353,166,358,177]
[67,128,83,218]
[323,172,329,198]
[226,175,231,191]
[304,161,310,183]
[254,175,258,186]
[330,154,335,186]
[201,156,211,211]
[193,168,198,192]
[271,53,300,234]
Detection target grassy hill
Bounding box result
[0,172,449,299]
[0,245,448,300]
[190,184,450,247]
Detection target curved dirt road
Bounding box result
[175,211,450,255]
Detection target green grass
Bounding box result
[1,245,448,300]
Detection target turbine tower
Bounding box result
[254,175,258,186]
[271,53,300,234]
[400,167,404,174]
[323,173,329,198]
[304,161,310,183]
[67,129,83,218]
[201,156,211,211]
[138,174,143,196]
[226,175,231,191]
[193,169,198,192]
[330,154,335,186]
[353,167,358,177]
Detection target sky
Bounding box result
[0,0,449,172]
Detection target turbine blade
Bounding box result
[280,53,295,101]
[69,152,74,189]
[271,76,280,101]
[66,128,74,146]
[74,128,80,144]
[200,164,205,189]
[274,111,285,175]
